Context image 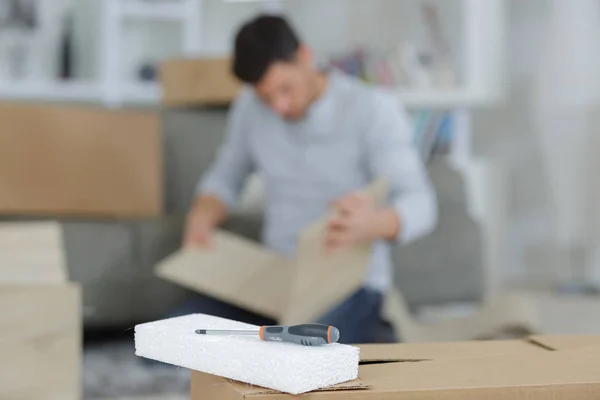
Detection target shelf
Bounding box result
[120,0,186,21]
[0,82,102,103]
[122,82,161,103]
[396,88,501,109]
[0,81,161,105]
[0,81,499,109]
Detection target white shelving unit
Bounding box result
[398,89,498,109]
[0,0,203,106]
[397,0,507,109]
[0,0,506,110]
[120,0,189,20]
[99,0,204,107]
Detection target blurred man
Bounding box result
[181,14,437,344]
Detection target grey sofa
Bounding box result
[59,107,484,329]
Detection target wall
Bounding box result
[472,0,577,287]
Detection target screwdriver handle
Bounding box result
[259,323,340,346]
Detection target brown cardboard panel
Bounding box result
[529,335,600,351]
[0,221,67,284]
[0,103,162,218]
[156,230,289,319]
[359,349,600,393]
[357,339,546,363]
[191,371,243,400]
[281,219,372,325]
[190,336,600,399]
[160,57,242,106]
[156,180,387,324]
[0,284,81,400]
[282,179,390,325]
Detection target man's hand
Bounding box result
[325,192,401,253]
[182,195,227,249]
[183,211,217,249]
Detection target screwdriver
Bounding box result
[195,323,340,346]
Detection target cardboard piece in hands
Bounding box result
[155,179,389,325]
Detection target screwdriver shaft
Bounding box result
[195,329,258,335]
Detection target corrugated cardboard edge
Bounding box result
[529,335,600,352]
[231,378,371,397]
[190,371,370,398]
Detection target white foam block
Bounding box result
[134,314,360,395]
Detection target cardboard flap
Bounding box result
[281,179,390,325]
[358,339,546,363]
[529,335,600,351]
[155,230,289,319]
[360,348,600,392]
[0,222,67,284]
[231,379,370,397]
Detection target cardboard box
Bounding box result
[160,57,242,107]
[156,180,388,325]
[0,103,163,218]
[0,221,67,284]
[191,335,600,399]
[0,285,81,400]
[0,222,81,400]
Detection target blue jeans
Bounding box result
[166,287,396,344]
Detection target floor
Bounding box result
[83,332,189,400]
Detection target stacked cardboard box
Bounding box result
[0,222,81,400]
[0,103,163,218]
[160,57,242,107]
[0,102,175,328]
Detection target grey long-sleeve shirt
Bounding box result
[197,69,437,293]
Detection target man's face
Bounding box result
[254,48,315,120]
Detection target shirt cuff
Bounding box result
[195,178,237,211]
[392,194,438,246]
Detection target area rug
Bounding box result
[83,337,189,399]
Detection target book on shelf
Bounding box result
[411,110,455,164]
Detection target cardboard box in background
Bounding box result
[155,180,388,325]
[192,335,600,399]
[0,222,81,400]
[0,285,81,400]
[0,103,163,218]
[160,57,242,107]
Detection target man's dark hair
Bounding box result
[233,14,301,84]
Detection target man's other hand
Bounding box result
[182,195,227,249]
[325,192,400,253]
[183,211,216,249]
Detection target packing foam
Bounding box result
[134,314,360,395]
